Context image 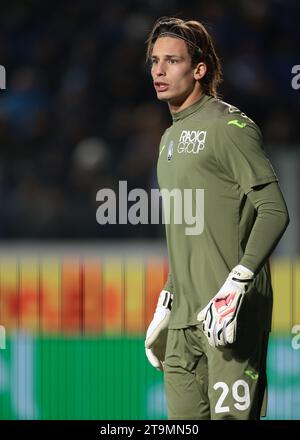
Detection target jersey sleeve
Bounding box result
[214,116,278,195]
[240,181,290,273]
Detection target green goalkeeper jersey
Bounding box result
[157,94,279,330]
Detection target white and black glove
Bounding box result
[145,290,173,371]
[197,265,254,347]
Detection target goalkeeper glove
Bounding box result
[197,265,254,347]
[145,290,173,371]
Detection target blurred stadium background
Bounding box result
[0,0,299,420]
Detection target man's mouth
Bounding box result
[154,82,169,92]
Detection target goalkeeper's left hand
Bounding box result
[197,265,254,347]
[145,290,173,371]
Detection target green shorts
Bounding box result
[164,324,269,420]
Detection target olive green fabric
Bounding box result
[241,182,289,272]
[164,325,268,420]
[157,94,287,330]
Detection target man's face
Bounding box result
[150,36,198,106]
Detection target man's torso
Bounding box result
[157,94,274,330]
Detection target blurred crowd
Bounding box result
[0,0,299,239]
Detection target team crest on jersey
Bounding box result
[167,140,174,160]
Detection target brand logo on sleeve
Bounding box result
[177,130,207,154]
[227,119,247,128]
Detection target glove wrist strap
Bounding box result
[230,264,254,282]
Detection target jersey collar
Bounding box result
[171,94,213,123]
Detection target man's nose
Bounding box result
[154,62,166,76]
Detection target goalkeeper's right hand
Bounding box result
[145,290,173,371]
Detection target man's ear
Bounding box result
[193,62,207,80]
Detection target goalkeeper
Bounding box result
[145,17,289,420]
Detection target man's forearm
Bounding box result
[240,182,290,273]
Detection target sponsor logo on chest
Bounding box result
[177,130,207,154]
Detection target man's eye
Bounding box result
[151,59,158,65]
[169,59,178,64]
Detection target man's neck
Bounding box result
[168,88,204,114]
